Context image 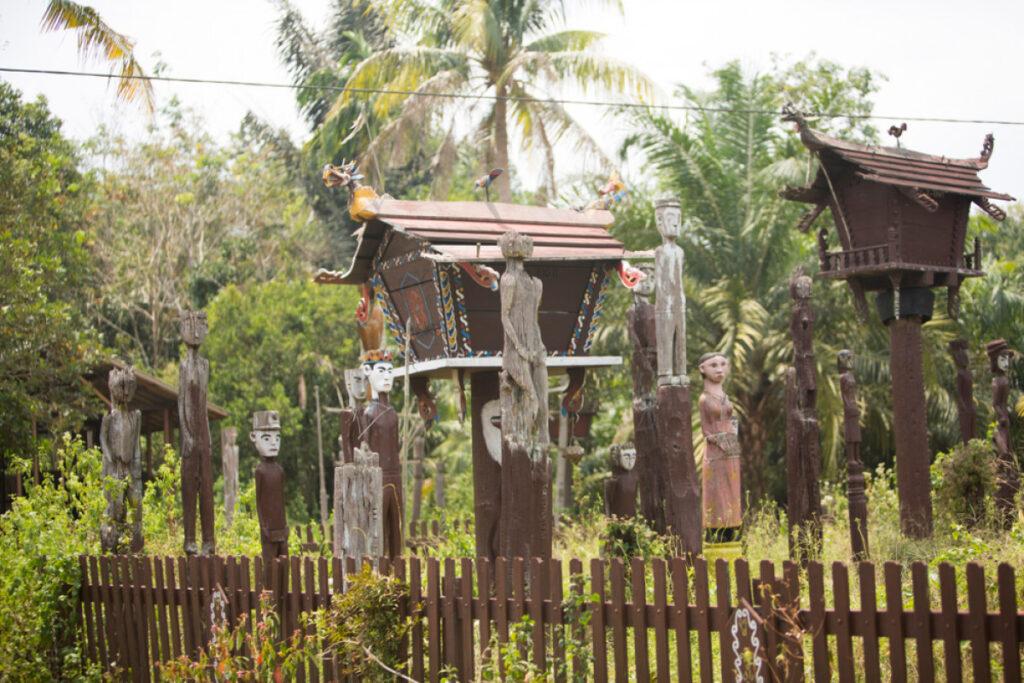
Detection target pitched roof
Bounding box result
[796,126,1014,202]
[316,199,627,285]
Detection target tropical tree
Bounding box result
[40,0,154,111]
[338,0,655,202]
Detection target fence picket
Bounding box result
[529,557,546,673]
[833,562,854,683]
[998,563,1021,683]
[669,557,692,683]
[477,557,491,668]
[911,562,934,681]
[167,558,184,660]
[410,557,424,683]
[609,558,628,683]
[590,559,608,683]
[630,557,650,682]
[692,558,713,683]
[713,560,732,679]
[426,557,441,683]
[303,557,318,682]
[137,557,159,679]
[858,562,881,683]
[442,558,459,675]
[550,558,565,683]
[569,558,585,682]
[966,562,991,682]
[758,560,781,682]
[883,561,907,683]
[937,563,962,683]
[651,558,670,682]
[782,561,804,682]
[186,557,202,657]
[807,561,829,682]
[459,558,475,681]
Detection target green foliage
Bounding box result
[478,615,545,681]
[0,83,101,456]
[160,592,319,681]
[603,514,672,560]
[0,435,105,681]
[315,565,412,681]
[934,439,997,528]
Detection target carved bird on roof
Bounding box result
[584,170,627,210]
[322,160,364,189]
[473,168,504,202]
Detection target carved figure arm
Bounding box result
[500,275,530,359]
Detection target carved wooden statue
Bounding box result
[949,339,978,444]
[654,198,687,385]
[987,339,1019,527]
[838,350,869,560]
[498,230,552,563]
[100,365,144,553]
[604,445,638,518]
[359,351,403,559]
[629,263,665,532]
[221,427,239,528]
[251,411,288,564]
[698,352,742,538]
[179,310,215,555]
[785,271,822,557]
[339,367,368,464]
[334,441,384,562]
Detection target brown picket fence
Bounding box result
[78,554,1023,682]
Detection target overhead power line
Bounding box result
[2,66,1023,126]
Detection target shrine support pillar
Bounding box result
[881,288,934,538]
[470,371,501,560]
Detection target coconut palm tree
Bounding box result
[336,0,655,202]
[40,0,153,111]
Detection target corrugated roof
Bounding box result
[799,127,1014,202]
[316,199,626,285]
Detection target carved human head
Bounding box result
[698,352,730,384]
[654,197,682,240]
[610,444,637,472]
[481,399,502,464]
[633,263,655,298]
[790,272,812,301]
[498,230,533,259]
[179,310,208,347]
[108,365,137,407]
[987,339,1013,374]
[948,339,970,368]
[250,410,281,458]
[837,349,854,372]
[361,359,394,395]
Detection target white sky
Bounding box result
[1,0,1022,200]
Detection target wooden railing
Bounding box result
[78,554,1023,682]
[822,243,891,273]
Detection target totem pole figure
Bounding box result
[987,339,1019,527]
[498,230,552,564]
[221,427,239,528]
[339,368,368,464]
[359,350,404,559]
[100,365,144,553]
[697,352,742,540]
[179,310,216,556]
[785,271,823,558]
[949,339,978,444]
[654,198,687,386]
[628,263,666,532]
[334,441,383,563]
[251,411,288,565]
[838,350,869,560]
[604,445,638,518]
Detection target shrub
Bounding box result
[934,439,996,528]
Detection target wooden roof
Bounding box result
[85,360,228,435]
[793,125,1014,202]
[316,199,625,285]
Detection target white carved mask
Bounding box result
[619,448,637,471]
[362,361,394,394]
[481,399,502,464]
[344,368,368,404]
[999,353,1011,372]
[656,205,682,239]
[250,430,281,458]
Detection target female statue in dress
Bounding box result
[698,352,742,540]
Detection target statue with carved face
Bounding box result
[100,365,144,553]
[654,198,687,385]
[338,367,370,464]
[698,352,742,535]
[604,445,639,518]
[251,410,288,564]
[358,351,403,558]
[179,310,215,555]
[987,339,1019,526]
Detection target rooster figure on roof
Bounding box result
[583,171,627,210]
[323,160,381,221]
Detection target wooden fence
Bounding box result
[78,554,1024,682]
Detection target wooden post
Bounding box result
[334,442,384,564]
[629,263,664,533]
[410,430,425,532]
[949,339,978,444]
[838,351,869,559]
[657,383,701,557]
[314,385,328,530]
[987,339,1019,527]
[220,427,239,528]
[178,310,216,555]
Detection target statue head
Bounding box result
[108,365,137,407]
[250,410,281,458]
[633,263,655,298]
[698,351,730,385]
[481,399,502,464]
[837,349,854,373]
[610,444,637,472]
[179,310,208,347]
[789,271,812,301]
[949,339,970,368]
[987,339,1013,374]
[344,367,370,405]
[498,230,533,260]
[361,355,394,395]
[654,197,682,241]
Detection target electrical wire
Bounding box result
[2,66,1023,126]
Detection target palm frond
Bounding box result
[525,29,605,53]
[40,0,154,111]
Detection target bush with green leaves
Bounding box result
[0,435,105,681]
[934,438,997,528]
